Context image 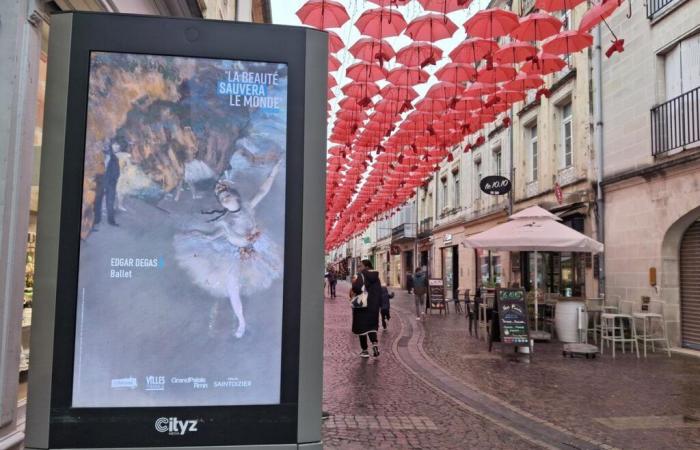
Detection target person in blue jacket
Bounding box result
[380,285,394,330]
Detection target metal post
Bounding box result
[593,24,606,297]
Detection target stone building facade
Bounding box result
[601,0,700,349]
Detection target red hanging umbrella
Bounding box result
[346,62,388,82]
[463,82,498,97]
[296,0,350,30]
[520,53,566,75]
[336,110,367,121]
[494,42,537,64]
[464,8,519,39]
[405,13,458,43]
[355,8,407,39]
[426,82,462,102]
[503,73,545,90]
[535,0,586,12]
[367,0,410,5]
[476,65,517,83]
[542,30,593,55]
[488,90,526,105]
[435,63,477,84]
[579,0,622,33]
[380,85,419,101]
[327,31,345,53]
[396,42,444,67]
[449,38,499,63]
[510,12,562,42]
[415,98,449,112]
[342,82,381,99]
[387,66,430,85]
[328,54,341,71]
[328,74,337,89]
[348,37,396,64]
[419,0,473,13]
[452,98,482,111]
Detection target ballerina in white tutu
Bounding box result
[173,158,283,338]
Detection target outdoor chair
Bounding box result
[633,300,671,358]
[600,300,639,358]
[585,297,605,344]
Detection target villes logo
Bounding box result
[155,417,199,435]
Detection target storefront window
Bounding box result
[479,250,502,287]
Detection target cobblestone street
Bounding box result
[322,283,700,449]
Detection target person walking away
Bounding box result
[413,267,427,321]
[406,271,414,294]
[380,285,394,330]
[329,268,337,298]
[349,259,382,358]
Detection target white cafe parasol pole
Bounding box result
[534,250,539,331]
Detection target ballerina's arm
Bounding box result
[187,226,249,247]
[250,158,282,209]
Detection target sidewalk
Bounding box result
[322,282,540,449]
[392,287,700,450]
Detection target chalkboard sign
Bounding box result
[496,289,530,345]
[428,278,445,309]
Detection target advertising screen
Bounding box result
[72,52,288,408]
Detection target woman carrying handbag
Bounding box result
[349,259,382,358]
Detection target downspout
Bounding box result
[508,106,514,215]
[593,25,605,297]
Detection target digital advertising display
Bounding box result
[72,52,288,408]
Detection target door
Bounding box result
[681,220,700,350]
[452,246,459,299]
[442,247,454,299]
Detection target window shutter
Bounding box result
[681,34,700,93]
[665,43,682,99]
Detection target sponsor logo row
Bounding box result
[110,376,252,391]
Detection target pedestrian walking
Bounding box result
[380,285,394,330]
[413,267,427,321]
[329,268,337,298]
[406,271,414,294]
[349,259,382,358]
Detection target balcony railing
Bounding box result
[646,0,678,18]
[391,223,416,242]
[651,86,700,156]
[418,217,433,238]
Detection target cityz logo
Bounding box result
[155,417,199,435]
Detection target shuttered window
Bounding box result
[664,33,700,100]
[681,220,700,350]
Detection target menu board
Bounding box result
[428,278,444,306]
[496,289,530,345]
[72,52,288,408]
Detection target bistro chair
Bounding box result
[600,300,639,358]
[478,293,495,342]
[542,293,558,338]
[453,289,464,314]
[633,300,672,358]
[585,297,605,344]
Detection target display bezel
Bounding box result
[44,13,307,448]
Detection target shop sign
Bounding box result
[390,244,401,255]
[495,289,530,346]
[480,175,511,195]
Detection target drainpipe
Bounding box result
[508,106,514,215]
[593,25,605,297]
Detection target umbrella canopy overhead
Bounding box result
[463,206,604,253]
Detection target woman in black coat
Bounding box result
[349,259,382,358]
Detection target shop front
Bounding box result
[432,222,466,301]
[463,209,510,295]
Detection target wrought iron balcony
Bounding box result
[646,0,678,18]
[651,86,700,156]
[391,223,416,242]
[418,217,433,238]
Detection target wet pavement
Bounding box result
[323,282,700,449]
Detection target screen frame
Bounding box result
[29,12,323,448]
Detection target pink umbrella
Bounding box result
[346,62,388,82]
[342,82,380,99]
[328,74,337,89]
[542,30,594,55]
[349,37,396,64]
[449,38,499,63]
[405,13,458,43]
[579,0,622,33]
[510,12,562,42]
[328,54,341,71]
[355,8,407,39]
[494,42,538,64]
[535,0,586,12]
[396,42,444,67]
[520,53,566,75]
[419,0,473,13]
[463,82,498,97]
[387,66,430,85]
[327,31,344,53]
[435,63,477,84]
[296,0,350,30]
[476,65,517,83]
[464,8,520,39]
[503,73,545,90]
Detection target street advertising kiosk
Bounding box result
[26,13,326,450]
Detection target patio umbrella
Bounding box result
[463,205,603,332]
[510,12,563,42]
[464,8,520,39]
[405,13,459,43]
[542,30,594,55]
[296,0,351,29]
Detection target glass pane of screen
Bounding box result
[72,52,288,408]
